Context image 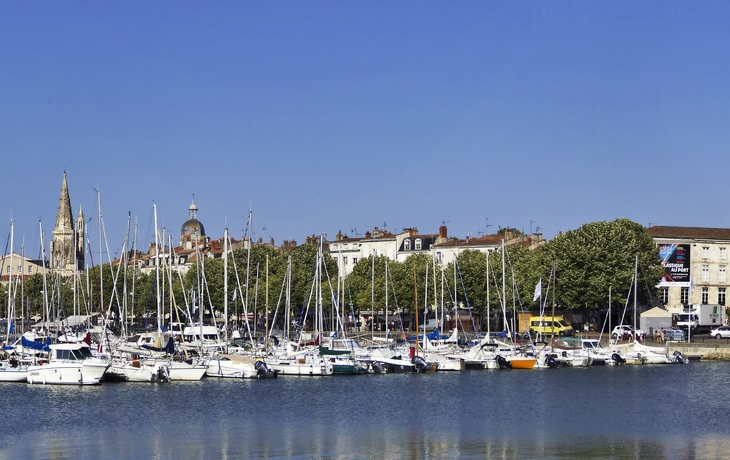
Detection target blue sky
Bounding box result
[1,2,729,261]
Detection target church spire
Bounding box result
[51,171,80,274]
[55,170,74,232]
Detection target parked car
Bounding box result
[709,325,730,339]
[611,325,633,340]
[663,328,686,341]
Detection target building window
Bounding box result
[332,244,337,251]
[681,287,689,305]
[352,258,357,265]
[722,248,727,260]
[28,266,33,274]
[719,288,726,306]
[702,287,709,305]
[703,246,710,260]
[404,240,411,251]
[342,244,348,250]
[661,287,669,304]
[343,256,348,265]
[415,239,422,250]
[702,264,710,282]
[436,252,442,263]
[720,266,727,283]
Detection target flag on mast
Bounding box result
[533,278,542,302]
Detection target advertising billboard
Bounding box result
[658,243,691,285]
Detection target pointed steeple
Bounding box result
[51,171,77,274]
[55,171,74,232]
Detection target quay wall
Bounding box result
[667,342,730,360]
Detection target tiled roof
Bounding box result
[647,226,730,240]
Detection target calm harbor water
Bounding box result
[1,361,730,459]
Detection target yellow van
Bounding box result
[529,316,574,337]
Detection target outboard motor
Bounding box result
[673,350,688,364]
[611,352,626,365]
[371,361,385,374]
[496,355,512,369]
[411,355,430,373]
[545,354,559,369]
[255,360,277,379]
[156,364,170,383]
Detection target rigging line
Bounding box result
[253,263,260,336]
[455,258,479,337]
[321,251,346,339]
[226,238,252,342]
[295,256,318,345]
[616,275,634,334]
[267,258,289,339]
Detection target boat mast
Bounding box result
[223,226,229,346]
[121,212,131,340]
[285,255,291,341]
[153,204,162,334]
[7,220,14,345]
[486,250,490,339]
[551,260,556,345]
[371,249,375,342]
[423,262,429,350]
[634,254,638,343]
[131,220,138,334]
[385,259,389,339]
[453,255,457,337]
[501,239,508,340]
[412,257,419,356]
[244,209,252,338]
[433,255,439,335]
[265,254,269,353]
[39,221,50,334]
[97,189,103,323]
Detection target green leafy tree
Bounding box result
[538,219,664,309]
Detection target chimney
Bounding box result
[439,226,447,239]
[336,230,343,241]
[365,231,371,239]
[270,237,275,246]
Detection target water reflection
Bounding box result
[2,362,730,459]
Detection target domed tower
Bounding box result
[180,196,207,250]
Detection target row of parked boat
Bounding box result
[0,322,689,386]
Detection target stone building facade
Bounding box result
[648,226,730,309]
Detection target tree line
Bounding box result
[1,218,664,330]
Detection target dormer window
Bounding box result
[404,240,411,251]
[415,239,422,250]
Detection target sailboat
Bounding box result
[0,221,30,382]
[263,237,333,376]
[499,240,535,369]
[616,256,686,365]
